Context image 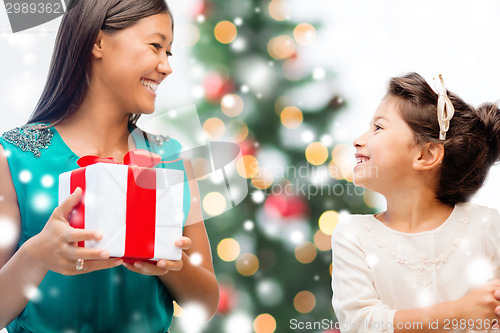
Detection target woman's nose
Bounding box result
[158,55,172,77]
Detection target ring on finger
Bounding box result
[76,258,84,271]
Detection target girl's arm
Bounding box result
[332,217,500,333]
[0,145,120,328]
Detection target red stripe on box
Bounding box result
[70,168,86,248]
[125,166,157,259]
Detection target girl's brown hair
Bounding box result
[387,72,500,205]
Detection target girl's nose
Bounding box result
[353,134,364,148]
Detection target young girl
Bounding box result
[0,0,218,332]
[332,72,500,333]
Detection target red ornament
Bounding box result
[217,286,236,315]
[264,193,309,219]
[239,138,257,157]
[203,72,235,103]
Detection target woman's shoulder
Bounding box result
[0,122,54,158]
[131,126,182,161]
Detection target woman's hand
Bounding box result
[26,187,122,275]
[122,237,192,276]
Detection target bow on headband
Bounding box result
[433,74,455,140]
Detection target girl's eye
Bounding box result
[374,124,383,131]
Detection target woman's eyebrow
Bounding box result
[147,32,173,45]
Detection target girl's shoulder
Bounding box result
[465,202,500,227]
[332,213,374,240]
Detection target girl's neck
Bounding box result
[378,189,454,233]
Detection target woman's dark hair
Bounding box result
[28,0,172,126]
[387,72,500,206]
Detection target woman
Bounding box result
[0,0,219,332]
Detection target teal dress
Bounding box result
[0,123,191,333]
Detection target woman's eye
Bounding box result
[166,51,173,57]
[151,43,162,50]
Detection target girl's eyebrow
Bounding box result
[373,116,389,122]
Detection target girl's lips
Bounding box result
[355,153,370,165]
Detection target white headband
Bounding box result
[432,74,455,140]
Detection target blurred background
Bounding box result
[1,0,500,332]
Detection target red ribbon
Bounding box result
[70,149,163,260]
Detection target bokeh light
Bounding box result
[186,24,201,46]
[313,229,332,251]
[218,238,241,262]
[318,210,339,235]
[305,142,328,165]
[267,35,295,60]
[268,0,291,21]
[280,106,303,129]
[203,192,227,216]
[236,253,259,276]
[294,241,317,264]
[19,170,32,183]
[236,155,259,178]
[41,174,54,188]
[251,167,274,190]
[225,313,253,333]
[256,279,283,307]
[226,120,249,143]
[293,291,316,314]
[221,94,244,117]
[203,117,225,140]
[330,144,354,181]
[0,217,19,249]
[214,21,238,44]
[253,313,276,333]
[293,23,316,45]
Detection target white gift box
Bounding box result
[59,163,185,261]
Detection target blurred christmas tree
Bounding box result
[170,0,374,332]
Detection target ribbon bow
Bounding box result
[433,74,455,140]
[77,149,163,168]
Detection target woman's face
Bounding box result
[92,13,173,115]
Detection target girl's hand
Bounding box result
[122,237,192,276]
[27,188,122,275]
[454,279,500,329]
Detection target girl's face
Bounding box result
[92,13,173,115]
[352,95,421,194]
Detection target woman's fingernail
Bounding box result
[94,232,102,239]
[100,251,110,259]
[115,259,123,266]
[122,262,127,267]
[158,260,166,268]
[134,262,143,268]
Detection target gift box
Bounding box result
[58,150,185,261]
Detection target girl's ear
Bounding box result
[413,142,444,171]
[92,31,105,59]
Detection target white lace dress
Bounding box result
[331,202,500,333]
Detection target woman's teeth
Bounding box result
[357,157,369,164]
[141,79,158,92]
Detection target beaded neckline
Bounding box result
[2,124,54,158]
[1,123,169,158]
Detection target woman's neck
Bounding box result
[378,187,454,233]
[55,93,133,161]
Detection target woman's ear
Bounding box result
[91,31,105,59]
[413,142,444,171]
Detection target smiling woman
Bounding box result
[0,0,218,332]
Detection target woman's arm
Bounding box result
[0,144,120,328]
[123,159,219,318]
